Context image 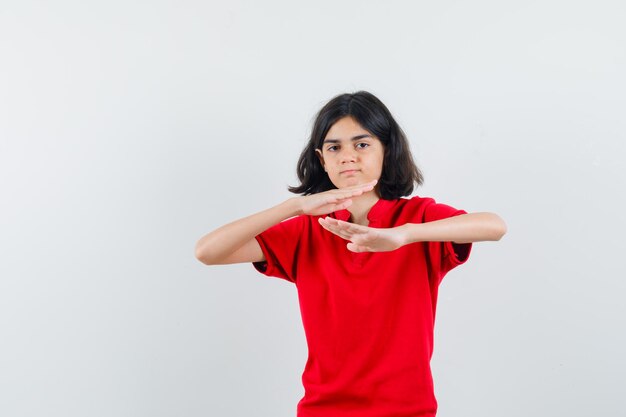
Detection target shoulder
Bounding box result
[403,195,436,207]
[394,195,465,222]
[396,195,437,213]
[373,196,434,224]
[261,214,310,236]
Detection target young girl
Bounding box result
[195,91,506,417]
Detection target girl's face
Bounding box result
[315,116,385,190]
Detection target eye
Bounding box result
[356,142,369,149]
[327,145,339,152]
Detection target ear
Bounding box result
[315,148,327,172]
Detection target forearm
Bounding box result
[402,212,507,244]
[195,198,302,264]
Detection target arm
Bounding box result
[194,198,301,265]
[195,180,378,265]
[318,212,506,252]
[403,212,507,244]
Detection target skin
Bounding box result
[195,117,506,265]
[318,212,507,252]
[314,116,507,252]
[315,116,384,226]
[195,181,379,265]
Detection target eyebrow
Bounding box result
[322,134,372,144]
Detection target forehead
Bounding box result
[324,116,372,141]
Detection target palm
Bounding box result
[298,180,378,217]
[317,217,406,252]
[306,201,349,216]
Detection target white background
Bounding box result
[1,1,625,416]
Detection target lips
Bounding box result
[340,169,359,174]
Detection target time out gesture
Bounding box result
[318,216,407,253]
[298,179,406,253]
[305,180,506,253]
[297,179,377,216]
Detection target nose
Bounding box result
[339,147,357,164]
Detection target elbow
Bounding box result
[195,241,216,265]
[490,214,507,241]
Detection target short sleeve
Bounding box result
[252,215,306,283]
[423,200,472,280]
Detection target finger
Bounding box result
[326,192,362,205]
[333,228,357,241]
[332,180,377,196]
[324,227,353,241]
[333,199,353,210]
[319,220,354,240]
[325,187,375,205]
[322,196,352,207]
[340,179,377,190]
[319,219,356,240]
[319,216,343,227]
[341,222,369,234]
[320,217,357,233]
[328,219,369,235]
[320,220,370,244]
[347,242,372,253]
[339,184,376,197]
[349,234,371,245]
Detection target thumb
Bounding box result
[337,199,353,209]
[347,242,364,252]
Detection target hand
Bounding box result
[297,180,377,216]
[318,217,408,252]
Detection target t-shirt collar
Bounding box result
[333,198,396,224]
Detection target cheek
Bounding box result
[375,155,385,172]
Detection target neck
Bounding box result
[347,191,380,226]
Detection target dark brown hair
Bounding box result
[288,91,423,199]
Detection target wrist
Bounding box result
[401,223,420,245]
[285,197,304,216]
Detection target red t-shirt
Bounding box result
[252,196,472,417]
